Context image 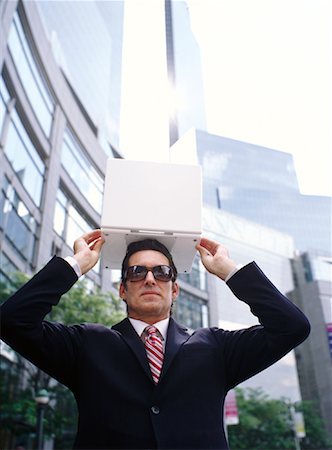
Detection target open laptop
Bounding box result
[100,159,202,273]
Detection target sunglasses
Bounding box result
[125,265,174,282]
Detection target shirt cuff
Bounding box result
[64,256,82,278]
[225,263,244,283]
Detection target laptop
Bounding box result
[100,159,202,273]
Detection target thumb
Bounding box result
[74,236,89,254]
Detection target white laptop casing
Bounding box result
[100,159,202,273]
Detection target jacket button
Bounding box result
[151,405,160,414]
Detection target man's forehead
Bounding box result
[128,249,170,265]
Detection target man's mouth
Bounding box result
[141,291,160,296]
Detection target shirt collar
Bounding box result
[129,317,170,341]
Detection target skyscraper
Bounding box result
[165,0,207,145]
[36,0,124,149]
[0,0,112,289]
[203,205,301,401]
[174,128,331,256]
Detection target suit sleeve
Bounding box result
[214,262,310,391]
[0,256,85,388]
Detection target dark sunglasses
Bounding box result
[125,265,174,282]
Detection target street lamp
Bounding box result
[35,389,49,450]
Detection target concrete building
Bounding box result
[288,253,332,439]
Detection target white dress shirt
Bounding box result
[129,317,169,349]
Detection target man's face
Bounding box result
[119,250,179,324]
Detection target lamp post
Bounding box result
[35,389,49,450]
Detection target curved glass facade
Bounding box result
[0,1,111,287]
[5,109,45,206]
[0,177,38,262]
[53,188,100,274]
[194,129,331,256]
[53,188,94,246]
[0,77,10,132]
[61,129,104,213]
[8,12,55,136]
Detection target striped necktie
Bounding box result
[144,326,164,384]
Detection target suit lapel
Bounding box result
[160,318,190,380]
[112,318,152,381]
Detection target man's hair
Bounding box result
[121,239,178,285]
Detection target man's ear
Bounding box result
[119,282,127,300]
[172,282,179,301]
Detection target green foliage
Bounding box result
[228,387,294,449]
[297,401,332,450]
[48,279,125,326]
[0,272,30,304]
[46,383,78,449]
[228,387,332,450]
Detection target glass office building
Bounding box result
[177,129,331,256]
[1,0,316,411]
[36,0,124,150]
[165,0,207,145]
[203,206,303,401]
[0,0,113,290]
[0,0,208,330]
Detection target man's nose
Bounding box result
[144,270,156,284]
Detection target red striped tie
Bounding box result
[144,326,164,384]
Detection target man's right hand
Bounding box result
[196,237,237,281]
[72,229,105,275]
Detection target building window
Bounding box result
[174,290,208,329]
[53,189,67,238]
[0,178,38,263]
[0,253,19,284]
[301,253,313,282]
[61,129,104,213]
[0,77,11,133]
[4,109,45,207]
[179,255,206,291]
[53,188,100,273]
[7,12,54,136]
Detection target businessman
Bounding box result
[1,229,310,449]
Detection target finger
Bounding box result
[74,230,102,253]
[84,229,102,243]
[196,243,212,258]
[90,236,105,253]
[198,237,219,255]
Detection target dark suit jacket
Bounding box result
[0,257,310,449]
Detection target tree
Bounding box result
[0,272,125,449]
[297,401,332,450]
[227,387,332,450]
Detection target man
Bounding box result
[1,229,310,449]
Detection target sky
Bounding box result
[120,0,331,197]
